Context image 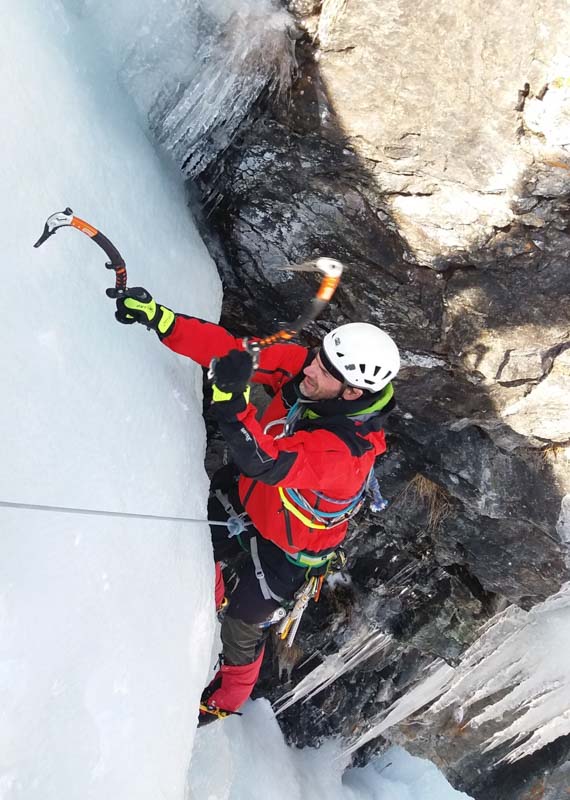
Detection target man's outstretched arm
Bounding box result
[115,287,307,391]
[115,287,241,366]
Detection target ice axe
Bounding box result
[34,207,128,298]
[243,256,344,357]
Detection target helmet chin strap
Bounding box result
[335,381,349,400]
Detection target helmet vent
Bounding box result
[359,364,366,373]
[373,366,381,376]
[336,351,345,358]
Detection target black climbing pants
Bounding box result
[208,467,308,666]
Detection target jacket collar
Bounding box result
[282,367,394,421]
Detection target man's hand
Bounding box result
[211,350,254,396]
[210,350,253,413]
[115,287,175,339]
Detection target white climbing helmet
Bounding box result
[322,322,400,392]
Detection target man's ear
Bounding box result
[342,385,364,401]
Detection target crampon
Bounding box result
[198,702,241,727]
[198,672,243,727]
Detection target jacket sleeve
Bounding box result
[211,400,372,490]
[162,315,308,394]
[162,315,242,367]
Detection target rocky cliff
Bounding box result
[191,1,570,797]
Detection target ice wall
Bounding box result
[0,2,221,797]
[188,699,473,800]
[65,0,296,177]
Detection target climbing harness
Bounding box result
[249,536,287,604]
[284,549,337,569]
[214,490,252,538]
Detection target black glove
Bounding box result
[115,287,176,339]
[211,350,254,396]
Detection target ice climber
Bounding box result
[114,287,400,725]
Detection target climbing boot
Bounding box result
[197,673,240,727]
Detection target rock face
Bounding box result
[312,0,570,268]
[190,0,570,797]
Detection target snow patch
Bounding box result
[401,351,447,369]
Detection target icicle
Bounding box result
[75,2,297,181]
[344,583,570,763]
[274,629,393,715]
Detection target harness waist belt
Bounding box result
[285,550,336,568]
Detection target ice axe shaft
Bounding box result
[245,257,344,355]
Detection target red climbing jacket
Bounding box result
[163,316,391,555]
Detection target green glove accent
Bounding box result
[123,295,157,323]
[212,385,251,404]
[122,297,175,335]
[115,288,175,339]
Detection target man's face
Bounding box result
[299,350,362,401]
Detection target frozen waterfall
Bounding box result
[278,583,570,765]
[65,0,296,177]
[3,0,569,797]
